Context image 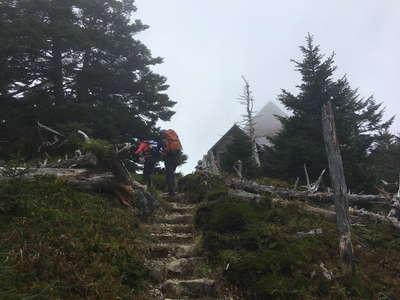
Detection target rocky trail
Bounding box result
[144,194,236,300]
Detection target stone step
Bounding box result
[162,278,216,298]
[147,244,199,259]
[149,223,194,235]
[166,202,197,214]
[165,257,207,277]
[156,213,194,224]
[150,232,194,244]
[147,257,207,282]
[165,298,223,300]
[163,193,197,204]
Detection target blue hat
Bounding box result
[159,129,166,135]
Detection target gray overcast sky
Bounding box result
[135,0,400,174]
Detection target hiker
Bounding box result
[134,140,160,187]
[160,129,183,196]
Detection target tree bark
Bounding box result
[77,50,90,102]
[321,100,354,273]
[240,76,260,167]
[51,35,64,102]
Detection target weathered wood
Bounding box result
[228,178,387,206]
[48,153,98,168]
[240,76,261,167]
[0,167,157,217]
[321,100,354,272]
[233,160,243,180]
[303,164,326,193]
[276,195,400,230]
[228,185,400,231]
[350,207,400,231]
[296,228,323,238]
[200,151,220,175]
[228,188,262,203]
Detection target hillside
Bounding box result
[180,173,400,299]
[1,172,400,299]
[0,176,149,299]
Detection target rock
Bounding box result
[175,245,197,258]
[134,189,160,218]
[157,213,193,224]
[147,244,197,259]
[162,278,216,298]
[166,257,206,274]
[150,232,194,244]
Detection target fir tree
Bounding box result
[368,132,400,186]
[266,34,393,192]
[221,127,259,178]
[0,0,176,156]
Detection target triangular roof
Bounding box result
[253,101,286,145]
[208,102,286,157]
[209,124,245,153]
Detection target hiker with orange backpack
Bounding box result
[159,129,183,196]
[134,140,161,187]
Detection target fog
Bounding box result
[135,0,400,174]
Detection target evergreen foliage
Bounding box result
[368,131,400,186]
[220,127,259,178]
[265,34,393,192]
[0,0,176,157]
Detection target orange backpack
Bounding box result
[163,129,183,153]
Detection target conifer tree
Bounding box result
[369,132,400,185]
[221,127,259,178]
[266,34,393,192]
[0,0,176,156]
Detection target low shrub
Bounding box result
[196,198,400,299]
[179,173,228,203]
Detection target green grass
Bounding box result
[0,176,148,299]
[186,173,400,299]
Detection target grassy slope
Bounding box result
[0,176,148,300]
[181,174,400,300]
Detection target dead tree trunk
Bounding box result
[321,100,354,273]
[239,76,261,167]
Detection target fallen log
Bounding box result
[228,188,262,203]
[228,178,387,206]
[228,187,400,231]
[273,194,400,230]
[0,166,157,218]
[48,153,98,169]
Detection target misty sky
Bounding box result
[135,0,400,174]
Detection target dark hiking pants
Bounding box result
[165,151,179,195]
[143,156,157,187]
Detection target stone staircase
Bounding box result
[145,194,232,300]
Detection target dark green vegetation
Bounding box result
[179,173,228,203]
[263,35,395,193]
[217,34,400,193]
[0,0,175,158]
[221,129,260,178]
[182,174,400,299]
[0,176,148,299]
